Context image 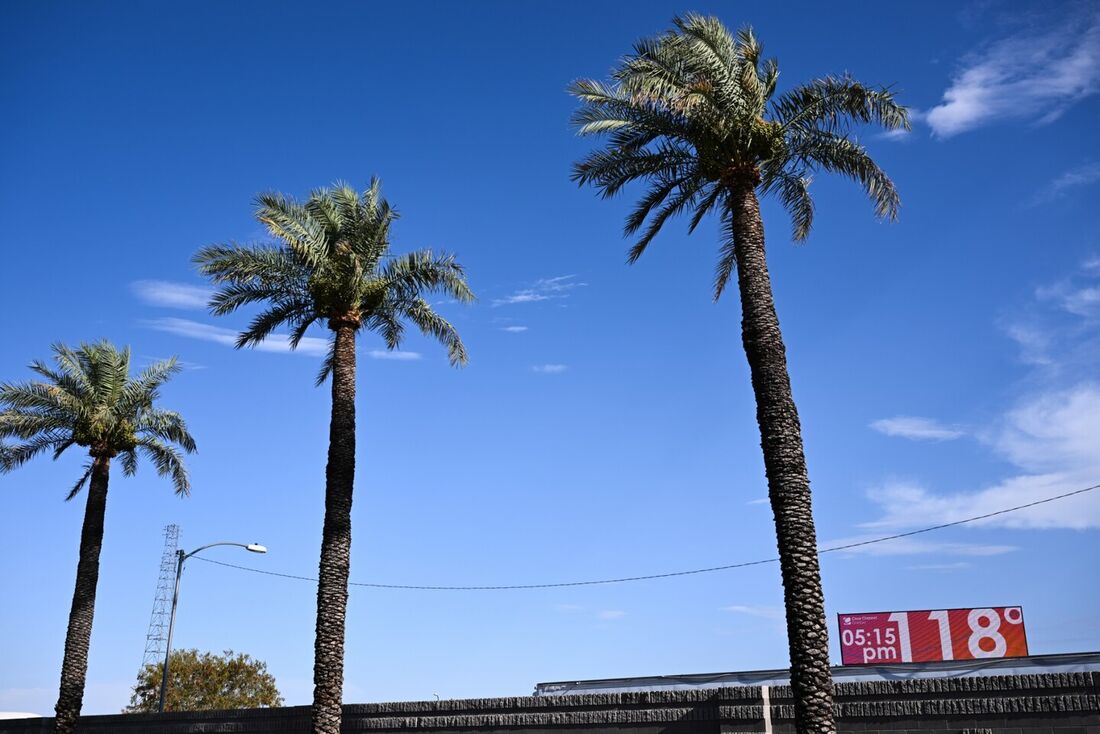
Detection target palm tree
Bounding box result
[570,15,907,734]
[0,341,195,734]
[195,179,473,734]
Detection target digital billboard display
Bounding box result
[838,606,1028,665]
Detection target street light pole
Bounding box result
[156,541,267,713]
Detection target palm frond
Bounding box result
[761,165,816,240]
[2,341,194,499]
[119,449,138,477]
[571,14,903,282]
[137,438,190,496]
[313,335,337,387]
[713,205,739,301]
[0,431,70,471]
[790,131,899,220]
[774,76,910,135]
[201,180,472,374]
[627,176,706,263]
[401,299,469,367]
[134,409,197,454]
[237,300,316,350]
[381,251,476,304]
[114,357,181,418]
[0,407,71,439]
[65,462,94,501]
[255,193,328,268]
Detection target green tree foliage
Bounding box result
[125,649,283,713]
[570,15,906,734]
[0,341,195,734]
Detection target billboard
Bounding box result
[838,606,1028,665]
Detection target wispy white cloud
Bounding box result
[1002,258,1100,367]
[876,109,923,143]
[0,686,49,717]
[144,317,419,361]
[925,14,1100,137]
[1038,279,1100,319]
[597,610,626,620]
[144,317,330,356]
[822,530,1017,557]
[1033,162,1100,205]
[500,326,529,333]
[856,384,1100,533]
[532,364,568,374]
[139,355,206,371]
[493,275,587,306]
[131,280,213,310]
[847,263,1100,557]
[367,349,422,361]
[1031,162,1100,205]
[906,562,973,571]
[870,416,965,441]
[1001,320,1055,365]
[722,605,783,620]
[746,497,770,506]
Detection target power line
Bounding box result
[191,482,1099,591]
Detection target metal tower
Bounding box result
[141,524,180,668]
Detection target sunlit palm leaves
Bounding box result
[0,341,196,496]
[194,180,474,380]
[570,14,909,297]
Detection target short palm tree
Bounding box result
[195,179,474,734]
[570,16,907,734]
[0,341,195,734]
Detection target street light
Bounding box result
[157,541,267,713]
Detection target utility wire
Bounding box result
[192,482,1099,591]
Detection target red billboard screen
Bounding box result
[838,607,1028,665]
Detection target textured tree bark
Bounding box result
[311,322,357,734]
[53,455,110,734]
[727,181,837,734]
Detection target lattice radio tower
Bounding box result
[141,524,180,668]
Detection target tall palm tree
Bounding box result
[0,341,195,734]
[195,179,473,734]
[570,15,907,734]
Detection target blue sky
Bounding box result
[2,0,1099,716]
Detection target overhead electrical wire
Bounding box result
[191,482,1099,591]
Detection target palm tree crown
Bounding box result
[0,341,196,496]
[570,14,909,296]
[194,179,475,378]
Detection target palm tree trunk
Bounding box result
[726,182,836,734]
[54,455,110,734]
[312,321,357,734]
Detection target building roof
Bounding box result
[533,651,1100,695]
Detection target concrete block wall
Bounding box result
[2,671,1096,734]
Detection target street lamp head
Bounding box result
[246,543,267,554]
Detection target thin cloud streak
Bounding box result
[870,416,965,441]
[723,605,784,620]
[925,14,1100,137]
[532,364,567,374]
[144,318,419,361]
[858,385,1100,532]
[131,280,213,310]
[144,317,330,356]
[493,275,586,306]
[1031,162,1100,205]
[906,562,973,571]
[367,349,422,361]
[821,532,1017,557]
